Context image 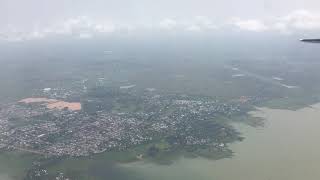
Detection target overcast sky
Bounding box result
[1,0,320,41]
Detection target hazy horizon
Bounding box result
[1,0,320,42]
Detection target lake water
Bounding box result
[122,104,320,180]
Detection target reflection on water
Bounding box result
[122,104,320,180]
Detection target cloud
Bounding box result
[59,16,116,35]
[185,25,201,32]
[272,22,287,32]
[231,18,269,32]
[2,10,320,42]
[94,24,116,33]
[0,26,27,42]
[194,16,217,30]
[159,18,178,30]
[278,9,320,31]
[184,16,217,32]
[0,16,118,41]
[230,9,320,33]
[78,32,93,39]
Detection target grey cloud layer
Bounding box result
[1,0,320,41]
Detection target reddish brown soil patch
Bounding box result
[19,98,81,111]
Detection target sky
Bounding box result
[1,0,320,41]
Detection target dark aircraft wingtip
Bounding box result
[300,39,320,43]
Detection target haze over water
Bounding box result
[123,104,320,180]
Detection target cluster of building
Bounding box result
[0,88,246,157]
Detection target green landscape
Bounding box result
[1,40,320,179]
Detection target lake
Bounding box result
[122,103,320,180]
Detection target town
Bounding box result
[0,85,251,158]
